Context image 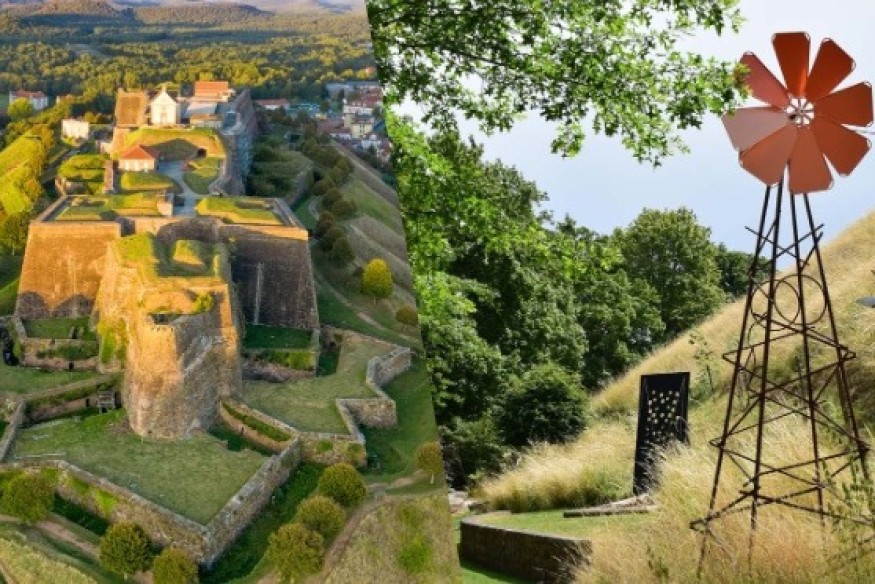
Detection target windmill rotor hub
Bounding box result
[786,98,814,125]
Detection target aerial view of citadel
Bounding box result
[0,1,456,582]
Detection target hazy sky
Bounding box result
[445,0,875,252]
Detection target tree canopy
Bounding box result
[368,0,745,163]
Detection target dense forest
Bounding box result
[0,1,374,103]
[388,114,755,485]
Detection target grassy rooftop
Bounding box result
[123,127,226,161]
[195,196,283,225]
[54,194,164,221]
[115,233,228,283]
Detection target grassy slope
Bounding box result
[0,254,23,315]
[477,208,875,583]
[361,359,440,485]
[323,494,460,583]
[242,334,385,433]
[12,410,266,524]
[123,127,226,161]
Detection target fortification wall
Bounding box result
[1,444,301,568]
[16,221,122,319]
[226,228,318,330]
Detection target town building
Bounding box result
[62,119,91,141]
[9,90,50,111]
[119,145,159,172]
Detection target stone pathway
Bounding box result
[161,161,202,217]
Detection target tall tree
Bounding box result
[368,0,745,162]
[616,208,724,341]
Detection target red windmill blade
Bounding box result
[723,32,873,194]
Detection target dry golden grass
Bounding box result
[481,209,875,583]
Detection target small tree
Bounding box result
[0,472,54,523]
[317,463,367,508]
[153,547,198,584]
[395,304,419,328]
[314,211,335,237]
[415,442,444,485]
[7,98,34,122]
[99,523,154,580]
[361,258,393,300]
[294,495,346,541]
[267,523,324,582]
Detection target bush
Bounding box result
[323,188,343,208]
[317,463,367,507]
[294,495,346,541]
[99,523,154,578]
[325,225,346,242]
[495,362,588,448]
[328,236,355,266]
[397,534,433,574]
[395,304,419,327]
[415,442,445,485]
[330,198,357,219]
[314,211,335,237]
[153,547,198,584]
[361,258,394,299]
[192,293,214,314]
[311,177,335,197]
[0,472,55,523]
[267,523,324,581]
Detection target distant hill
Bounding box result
[0,0,364,14]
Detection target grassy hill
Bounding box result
[476,206,875,583]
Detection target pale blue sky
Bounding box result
[443,0,875,251]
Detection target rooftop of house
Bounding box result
[11,90,47,99]
[119,144,159,161]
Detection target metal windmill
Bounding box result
[692,32,874,567]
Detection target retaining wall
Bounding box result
[2,440,302,567]
[0,402,26,462]
[459,513,592,583]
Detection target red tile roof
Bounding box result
[193,81,231,97]
[119,145,159,161]
[11,90,47,99]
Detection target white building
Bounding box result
[9,90,50,111]
[150,87,181,127]
[119,145,159,172]
[61,119,91,141]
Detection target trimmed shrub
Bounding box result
[317,463,367,508]
[294,495,346,541]
[268,523,324,581]
[314,211,335,237]
[361,258,394,299]
[325,225,346,243]
[0,472,55,523]
[153,547,198,584]
[329,236,355,266]
[99,523,154,578]
[311,177,335,197]
[395,304,419,327]
[323,188,343,208]
[330,198,357,219]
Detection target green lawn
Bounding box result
[119,171,175,192]
[243,324,312,349]
[292,193,317,230]
[0,254,22,315]
[184,157,222,194]
[478,509,652,539]
[341,178,404,235]
[11,410,268,524]
[54,193,163,221]
[202,464,322,583]
[195,196,283,225]
[57,154,107,195]
[361,359,439,484]
[0,362,96,394]
[22,317,94,340]
[242,335,386,433]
